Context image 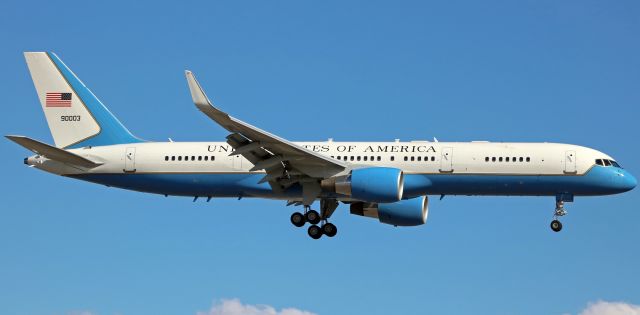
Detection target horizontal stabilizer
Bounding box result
[6,135,101,168]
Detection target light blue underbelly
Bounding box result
[71,166,624,199]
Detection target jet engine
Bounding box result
[350,196,428,226]
[321,167,404,203]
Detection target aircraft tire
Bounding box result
[291,212,305,227]
[305,210,321,225]
[322,223,337,237]
[550,220,563,232]
[308,225,322,239]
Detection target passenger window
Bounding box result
[604,159,611,166]
[499,157,503,162]
[171,156,175,161]
[411,156,415,161]
[377,156,381,161]
[165,156,169,161]
[198,156,202,161]
[191,156,195,161]
[370,156,375,161]
[526,157,531,162]
[485,157,489,162]
[431,156,435,161]
[343,156,347,161]
[417,156,421,161]
[357,156,361,161]
[391,156,395,161]
[350,156,354,161]
[519,157,523,162]
[512,157,516,162]
[506,157,510,162]
[184,156,188,161]
[204,156,209,161]
[404,156,408,161]
[178,156,182,161]
[492,157,496,162]
[363,156,368,161]
[211,156,215,161]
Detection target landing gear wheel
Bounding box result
[305,210,321,225]
[308,225,322,239]
[322,223,337,237]
[550,220,563,232]
[290,212,305,227]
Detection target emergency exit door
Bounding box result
[124,147,136,172]
[440,147,453,172]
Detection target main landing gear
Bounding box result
[550,197,570,232]
[290,200,339,239]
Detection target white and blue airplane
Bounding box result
[8,52,636,239]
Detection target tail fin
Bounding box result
[24,52,142,148]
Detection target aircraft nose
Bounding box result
[615,169,636,192]
[624,171,637,191]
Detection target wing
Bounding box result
[185,71,347,203]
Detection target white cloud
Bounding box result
[579,300,640,315]
[197,299,317,315]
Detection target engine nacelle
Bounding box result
[321,167,404,203]
[350,196,429,226]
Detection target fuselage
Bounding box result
[26,140,637,201]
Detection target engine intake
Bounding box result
[350,196,428,226]
[321,167,404,203]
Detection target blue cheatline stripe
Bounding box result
[48,52,144,148]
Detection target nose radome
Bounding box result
[617,170,637,192]
[626,172,638,191]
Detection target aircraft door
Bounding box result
[124,147,136,172]
[564,150,576,173]
[440,147,453,172]
[232,155,242,170]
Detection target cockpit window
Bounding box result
[596,158,622,168]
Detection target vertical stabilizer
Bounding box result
[24,52,141,148]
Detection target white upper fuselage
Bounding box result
[32,140,611,177]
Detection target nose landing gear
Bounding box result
[550,195,571,232]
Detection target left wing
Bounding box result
[185,71,347,203]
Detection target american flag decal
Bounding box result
[46,92,72,107]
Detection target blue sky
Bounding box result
[1,0,639,314]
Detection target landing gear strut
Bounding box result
[290,200,339,239]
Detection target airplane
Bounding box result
[7,52,637,239]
